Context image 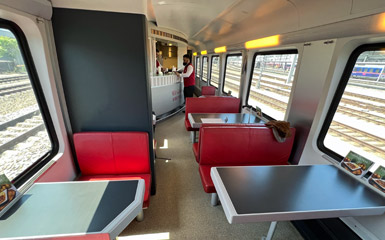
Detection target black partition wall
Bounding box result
[52,8,155,193]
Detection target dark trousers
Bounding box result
[184,85,194,103]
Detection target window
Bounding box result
[202,56,208,82]
[210,56,220,88]
[223,54,242,97]
[0,21,57,186]
[196,57,200,77]
[318,46,385,169]
[247,51,298,120]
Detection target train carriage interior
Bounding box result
[0,0,385,239]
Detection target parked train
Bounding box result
[0,1,384,240]
[352,65,385,80]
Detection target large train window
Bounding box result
[196,57,201,77]
[202,56,208,82]
[210,55,219,88]
[318,45,385,168]
[247,50,298,120]
[223,54,242,97]
[0,21,57,187]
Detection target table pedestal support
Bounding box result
[191,131,197,143]
[262,221,277,240]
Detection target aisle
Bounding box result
[121,112,303,240]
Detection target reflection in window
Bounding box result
[248,52,298,120]
[323,50,385,168]
[202,56,208,82]
[223,55,242,97]
[196,57,200,77]
[0,29,52,180]
[210,56,219,88]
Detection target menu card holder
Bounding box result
[368,166,385,194]
[0,174,20,218]
[340,151,374,178]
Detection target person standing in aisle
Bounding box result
[176,54,195,103]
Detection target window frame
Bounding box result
[246,49,298,120]
[222,53,242,95]
[210,55,219,88]
[201,56,208,82]
[195,56,200,76]
[317,44,383,162]
[0,19,59,187]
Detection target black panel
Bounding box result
[52,8,155,193]
[292,218,362,240]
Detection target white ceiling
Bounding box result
[149,0,385,50]
[51,0,147,15]
[151,0,239,38]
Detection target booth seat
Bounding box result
[184,96,241,131]
[201,86,216,96]
[73,132,151,209]
[193,123,265,163]
[197,125,296,194]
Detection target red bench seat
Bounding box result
[201,86,216,96]
[198,125,296,193]
[74,132,151,208]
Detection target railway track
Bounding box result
[0,84,32,97]
[0,75,29,84]
[0,110,46,154]
[328,121,385,158]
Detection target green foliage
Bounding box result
[0,36,19,62]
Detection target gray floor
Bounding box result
[121,112,304,240]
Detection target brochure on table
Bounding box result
[340,151,374,178]
[368,166,385,194]
[0,174,20,217]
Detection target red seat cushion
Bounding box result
[199,165,215,193]
[198,126,295,194]
[192,142,199,163]
[73,132,150,175]
[201,86,216,96]
[78,174,151,208]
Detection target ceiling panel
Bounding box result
[52,0,146,15]
[151,0,238,38]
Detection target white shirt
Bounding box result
[178,65,193,78]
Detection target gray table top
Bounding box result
[211,165,385,223]
[188,113,266,128]
[0,180,144,239]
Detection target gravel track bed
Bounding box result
[0,90,39,124]
[0,131,51,180]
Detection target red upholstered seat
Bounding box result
[199,165,215,193]
[77,174,151,208]
[184,97,240,132]
[73,132,151,208]
[201,86,216,96]
[198,126,295,193]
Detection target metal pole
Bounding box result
[262,221,278,240]
[257,56,265,89]
[286,54,298,84]
[377,66,384,82]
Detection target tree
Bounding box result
[0,36,19,62]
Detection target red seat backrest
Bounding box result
[185,97,240,121]
[201,86,216,96]
[198,126,296,166]
[73,132,150,175]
